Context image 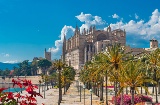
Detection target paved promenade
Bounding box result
[36,76,104,105]
[34,75,160,105]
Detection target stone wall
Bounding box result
[0,76,42,88]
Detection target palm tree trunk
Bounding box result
[105,75,108,105]
[131,87,135,105]
[93,82,95,94]
[98,86,99,97]
[145,83,147,95]
[64,78,66,95]
[114,81,117,105]
[120,90,124,105]
[95,85,98,96]
[58,69,62,104]
[126,87,128,94]
[155,84,158,103]
[158,82,160,94]
[100,79,103,101]
[153,69,158,103]
[152,85,154,94]
[141,86,142,94]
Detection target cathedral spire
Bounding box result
[63,34,66,42]
[75,23,79,35]
[62,34,66,62]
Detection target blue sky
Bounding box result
[0,0,160,63]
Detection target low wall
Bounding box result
[0,76,42,87]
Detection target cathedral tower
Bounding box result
[150,39,158,48]
[62,34,66,62]
[44,48,51,60]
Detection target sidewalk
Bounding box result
[61,81,101,105]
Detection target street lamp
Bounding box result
[77,80,79,95]
[80,83,81,102]
[90,89,93,105]
[83,85,86,105]
[44,82,46,99]
[38,80,41,94]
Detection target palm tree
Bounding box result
[62,66,75,94]
[147,48,160,103]
[53,59,65,105]
[119,59,156,105]
[49,72,57,88]
[92,53,109,103]
[139,54,152,95]
[104,43,125,105]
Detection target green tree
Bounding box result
[18,60,31,76]
[37,59,52,75]
[12,66,19,77]
[31,59,38,76]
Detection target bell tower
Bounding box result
[150,39,158,48]
[44,48,51,60]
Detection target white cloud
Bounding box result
[5,54,10,57]
[48,25,75,58]
[135,13,139,19]
[76,12,106,32]
[148,9,160,26]
[112,13,119,19]
[3,60,19,64]
[107,9,160,40]
[1,53,10,57]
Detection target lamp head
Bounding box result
[83,85,86,89]
[89,89,92,94]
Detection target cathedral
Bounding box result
[62,25,126,70]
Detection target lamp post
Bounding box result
[44,82,46,99]
[80,83,81,102]
[83,85,86,105]
[39,80,41,94]
[77,81,79,95]
[90,89,93,105]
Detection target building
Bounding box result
[62,25,126,70]
[44,48,51,61]
[62,25,159,70]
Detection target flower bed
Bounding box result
[112,94,152,105]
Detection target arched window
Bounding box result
[97,33,108,41]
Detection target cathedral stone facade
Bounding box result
[62,25,126,70]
